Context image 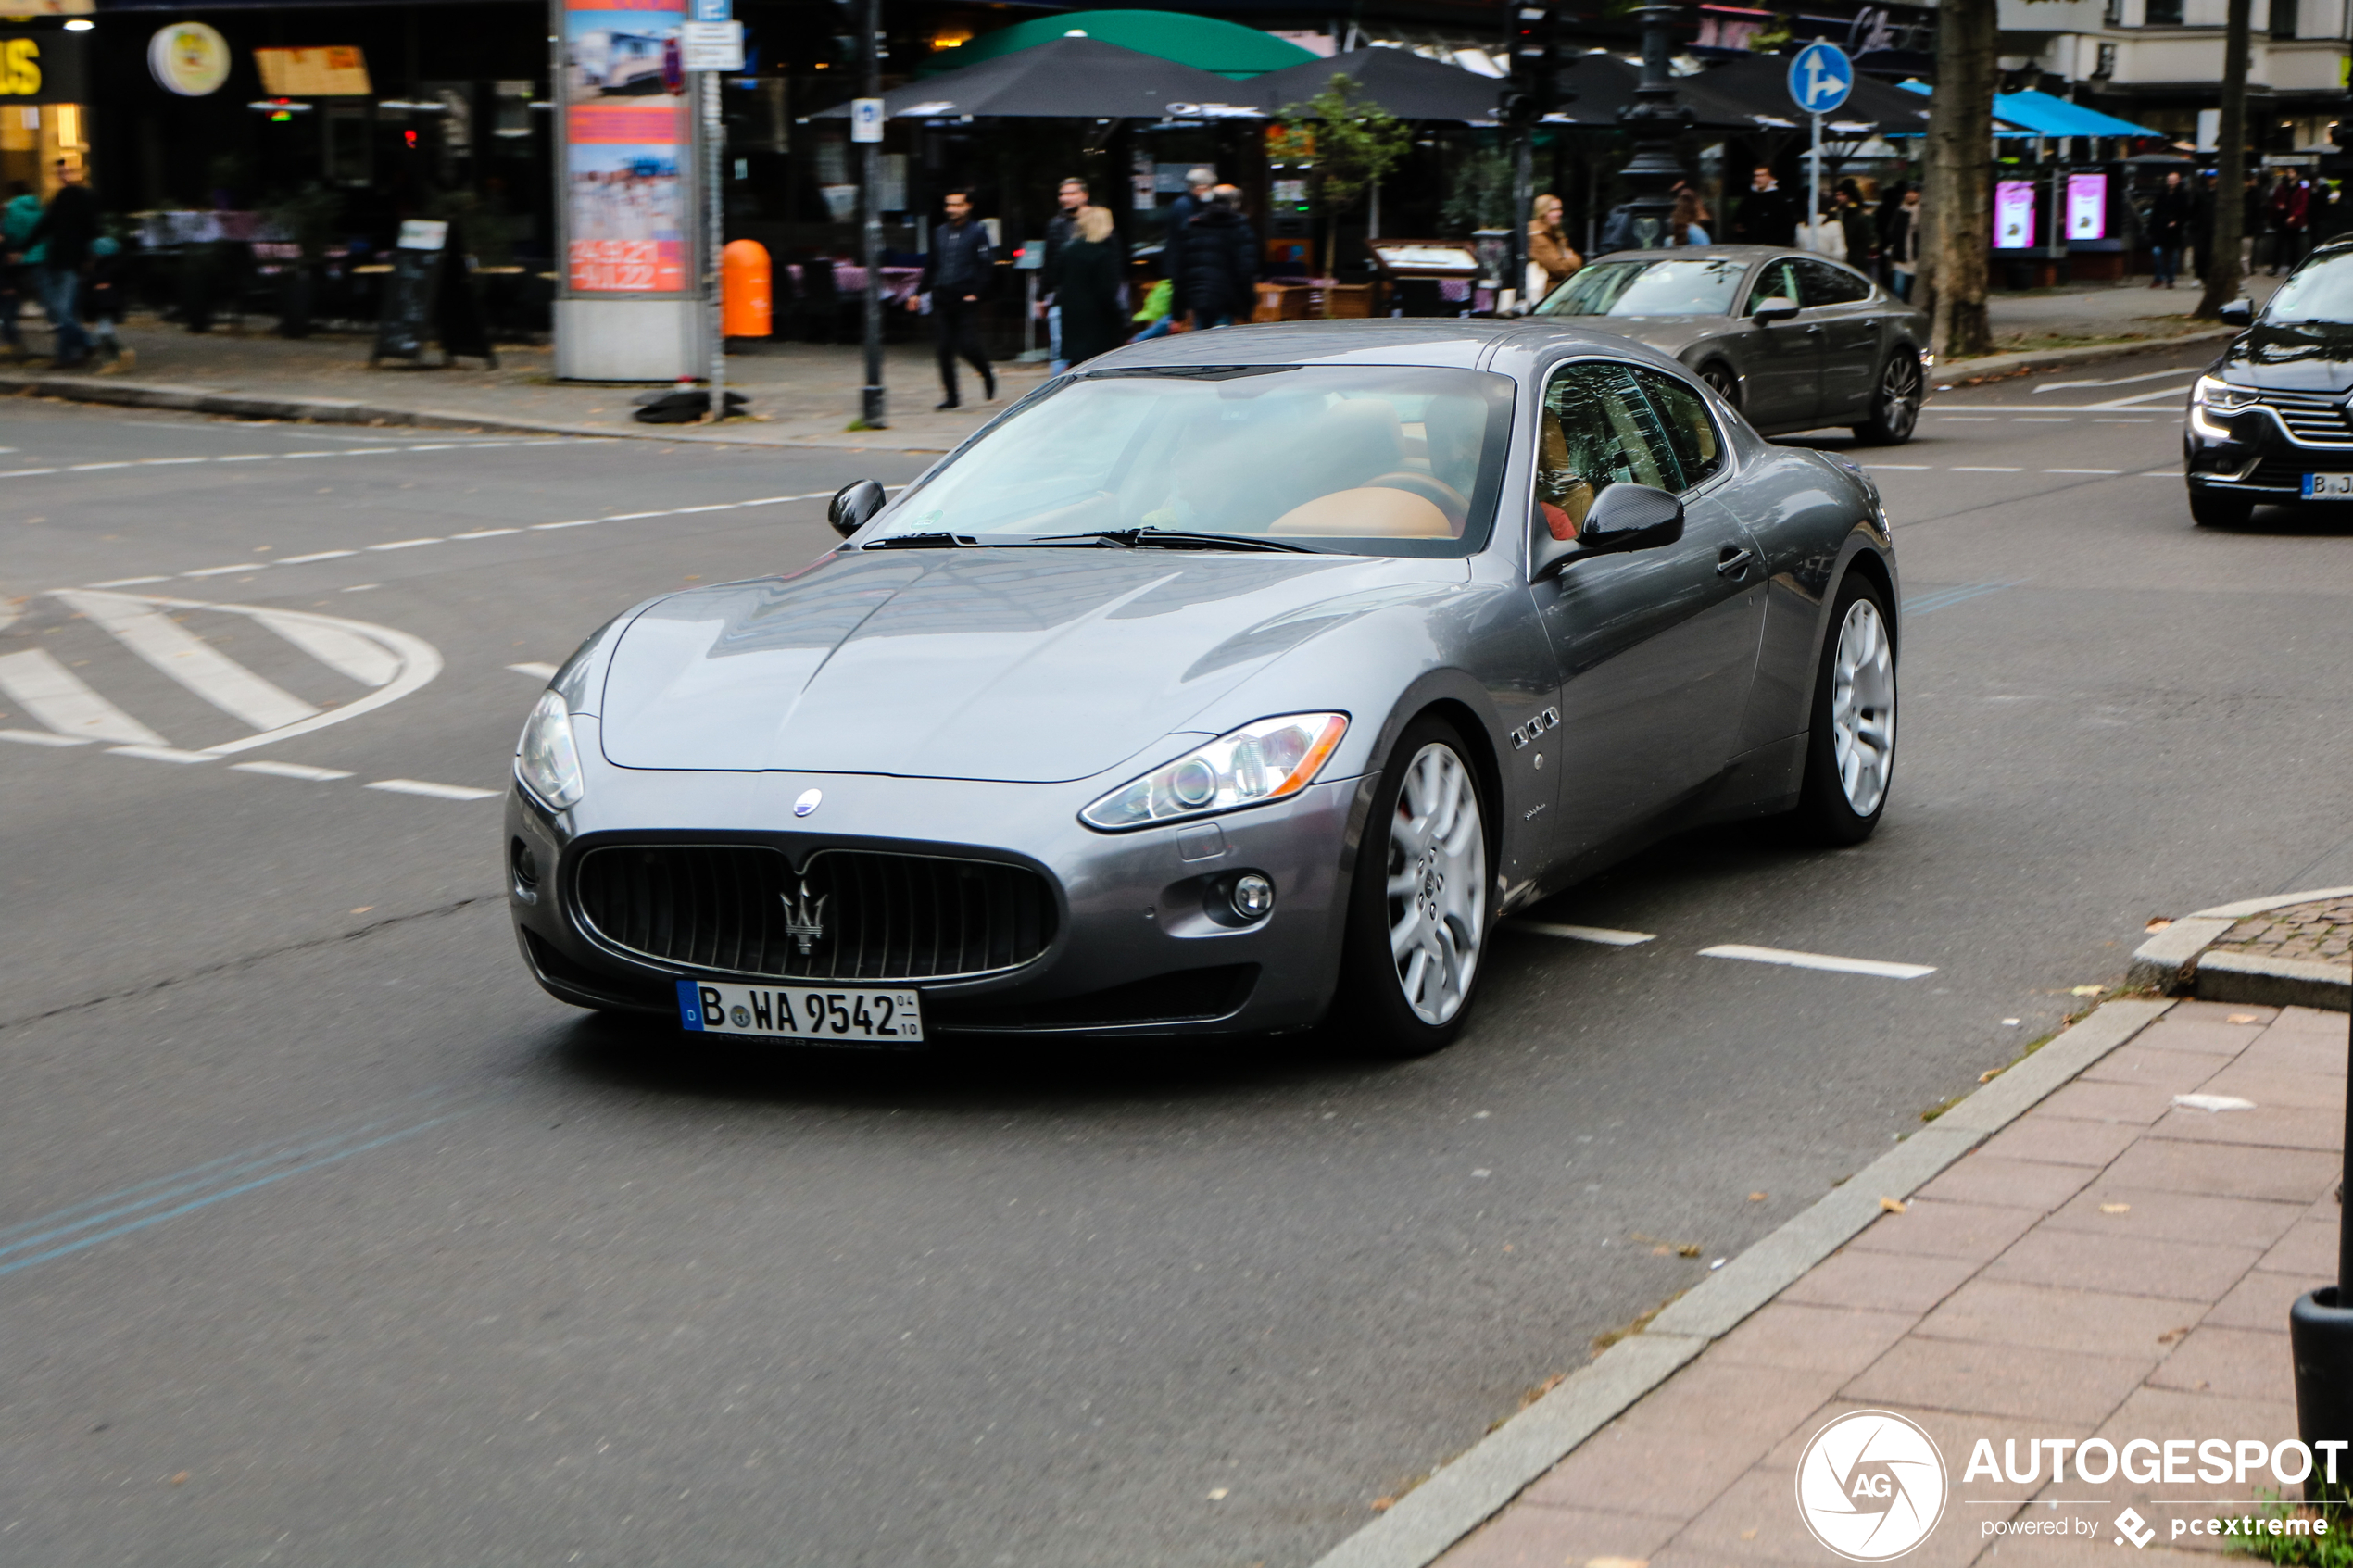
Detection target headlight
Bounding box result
[1081,713,1349,831]
[2193,375,2257,413]
[516,689,585,810]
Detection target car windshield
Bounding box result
[870,365,1517,557]
[1536,257,1748,318]
[2265,253,2353,324]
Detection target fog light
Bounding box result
[510,836,540,894]
[1230,872,1275,920]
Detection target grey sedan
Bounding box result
[507,320,1899,1059]
[1535,245,1929,444]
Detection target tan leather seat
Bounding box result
[1269,486,1453,537]
[1536,415,1594,539]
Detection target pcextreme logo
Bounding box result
[1795,1410,1949,1561]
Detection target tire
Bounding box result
[1334,717,1492,1059]
[1698,362,1741,410]
[1850,351,1923,445]
[2188,484,2253,527]
[1792,573,1897,847]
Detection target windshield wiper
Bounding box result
[861,532,976,549]
[1025,527,1317,554]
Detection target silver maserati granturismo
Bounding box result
[506,320,1899,1058]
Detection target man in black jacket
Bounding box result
[27,161,96,368]
[908,189,996,409]
[1041,176,1087,372]
[1731,166,1798,247]
[1174,185,1254,330]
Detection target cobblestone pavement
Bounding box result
[2211,897,2353,967]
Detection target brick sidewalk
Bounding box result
[1439,1000,2347,1568]
[2210,900,2353,970]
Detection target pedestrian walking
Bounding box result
[1165,168,1215,234]
[1667,188,1711,247]
[2270,173,2310,275]
[907,189,996,410]
[1127,262,1176,343]
[1883,185,1921,301]
[1041,175,1087,373]
[1731,165,1798,246]
[1173,184,1254,331]
[25,160,97,368]
[84,231,129,369]
[0,178,36,356]
[2244,172,2266,273]
[1052,205,1126,368]
[2147,169,2189,288]
[1526,193,1580,303]
[1834,180,1878,272]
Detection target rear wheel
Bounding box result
[1698,362,1741,410]
[2188,484,2253,527]
[1850,352,1922,445]
[1792,573,1897,847]
[1336,718,1491,1059]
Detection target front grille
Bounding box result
[574,845,1056,982]
[2255,390,2353,446]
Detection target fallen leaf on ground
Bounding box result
[1749,1191,1767,1201]
[1650,1244,1672,1256]
[1879,1197,1906,1214]
[2101,1202,2131,1214]
[1979,1067,2004,1083]
[2228,1013,2259,1023]
[1370,1497,1395,1513]
[2070,985,2106,997]
[169,1473,188,1486]
[2145,918,2173,932]
[350,907,372,915]
[2158,1326,2190,1344]
[1207,1487,1228,1500]
[1677,1244,1701,1258]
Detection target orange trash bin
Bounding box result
[722,239,772,339]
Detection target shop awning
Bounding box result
[925,10,1316,82]
[1245,45,1504,123]
[814,36,1256,121]
[1894,82,2163,139]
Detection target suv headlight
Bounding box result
[516,689,585,809]
[1082,713,1349,831]
[2193,375,2257,413]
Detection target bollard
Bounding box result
[722,239,771,340]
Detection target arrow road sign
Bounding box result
[1788,42,1854,116]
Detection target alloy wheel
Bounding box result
[1875,355,1922,441]
[1701,365,1739,408]
[1384,743,1487,1026]
[1830,598,1896,816]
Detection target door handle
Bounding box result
[1717,546,1755,577]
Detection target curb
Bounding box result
[2127,886,2353,1010]
[1935,326,2232,386]
[1307,996,2175,1568]
[0,370,959,453]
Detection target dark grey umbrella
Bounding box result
[810,36,1256,121]
[1244,45,1505,124]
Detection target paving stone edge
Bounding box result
[2125,885,2353,1009]
[1305,996,2176,1568]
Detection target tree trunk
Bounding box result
[1926,0,1996,359]
[2196,0,2254,317]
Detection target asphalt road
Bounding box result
[3,344,2349,1568]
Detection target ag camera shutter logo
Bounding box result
[1795,1410,1948,1560]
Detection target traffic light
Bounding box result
[1511,1,1564,113]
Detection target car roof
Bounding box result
[1085,318,1701,374]
[1586,245,1836,266]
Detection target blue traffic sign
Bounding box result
[689,0,733,19]
[1787,42,1853,116]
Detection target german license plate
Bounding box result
[2302,472,2353,498]
[677,980,924,1045]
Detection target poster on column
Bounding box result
[562,0,690,294]
[1994,179,2037,250]
[2066,172,2108,241]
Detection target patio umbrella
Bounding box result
[811,36,1256,122]
[1245,46,1506,124]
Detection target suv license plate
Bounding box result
[678,980,924,1046]
[2303,473,2353,498]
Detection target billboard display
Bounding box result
[2066,172,2108,242]
[561,0,690,295]
[1994,179,2037,250]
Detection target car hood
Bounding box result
[2216,320,2353,392]
[597,547,1459,782]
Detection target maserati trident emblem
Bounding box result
[782,880,828,954]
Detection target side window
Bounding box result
[1744,259,1803,316]
[1533,361,1680,540]
[1795,258,1872,307]
[1631,370,1724,491]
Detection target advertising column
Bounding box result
[553,0,701,381]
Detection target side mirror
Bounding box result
[1753,296,1801,324]
[2217,298,2254,327]
[827,479,887,538]
[1531,483,1686,580]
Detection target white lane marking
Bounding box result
[283,452,342,460]
[0,648,170,746]
[2011,418,2071,423]
[451,528,519,539]
[366,779,497,801]
[366,538,443,551]
[0,727,94,746]
[0,468,58,477]
[87,576,170,588]
[1514,922,1656,947]
[508,662,560,680]
[276,550,356,564]
[251,611,400,686]
[137,457,208,467]
[67,461,134,471]
[231,759,355,782]
[2045,468,2120,474]
[340,583,379,593]
[182,563,259,577]
[1700,944,1936,980]
[1867,463,1932,470]
[1934,416,1997,421]
[216,454,275,462]
[405,444,463,451]
[532,519,598,531]
[2037,365,2206,394]
[105,745,216,764]
[2089,382,2199,408]
[55,591,320,733]
[1950,466,2022,472]
[2094,419,2154,424]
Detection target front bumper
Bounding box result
[505,746,1371,1039]
[2183,398,2353,500]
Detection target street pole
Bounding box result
[858,0,887,429]
[704,68,725,420]
[1808,111,1821,250]
[1616,3,1690,251]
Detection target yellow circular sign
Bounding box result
[148,21,231,97]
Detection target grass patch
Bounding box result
[1590,1291,1684,1358]
[2222,1493,2352,1564]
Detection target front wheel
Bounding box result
[1698,362,1741,410]
[1335,718,1491,1059]
[1850,352,1922,445]
[1792,574,1897,846]
[2188,485,2253,527]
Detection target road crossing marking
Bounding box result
[1950,466,2022,472]
[253,611,399,686]
[232,759,354,781]
[0,727,90,746]
[507,662,560,680]
[107,745,216,764]
[367,778,499,801]
[276,550,355,564]
[2036,365,2207,394]
[1513,922,1656,946]
[1700,944,1936,980]
[54,590,321,733]
[87,575,170,588]
[0,647,170,746]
